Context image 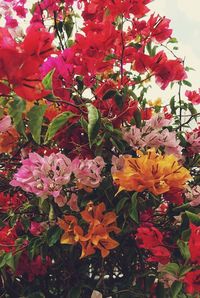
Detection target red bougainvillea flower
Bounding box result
[163,188,184,206]
[136,226,171,264]
[188,223,200,264]
[0,24,55,100]
[185,89,200,104]
[148,246,171,264]
[0,225,17,253]
[0,192,25,213]
[136,226,163,249]
[16,252,52,282]
[184,270,200,295]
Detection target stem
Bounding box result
[53,11,65,51]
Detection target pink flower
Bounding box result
[0,115,11,133]
[185,89,200,104]
[10,152,72,199]
[185,185,200,207]
[186,125,200,155]
[72,156,105,190]
[29,221,44,236]
[123,114,182,157]
[66,193,80,211]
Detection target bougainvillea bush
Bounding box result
[0,0,200,297]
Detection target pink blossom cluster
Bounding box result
[123,113,182,157]
[185,185,200,207]
[185,125,200,155]
[72,156,105,190]
[10,152,105,200]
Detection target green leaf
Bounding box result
[114,93,124,109]
[116,197,129,214]
[46,226,62,247]
[133,109,142,128]
[45,111,75,143]
[179,265,193,277]
[0,253,7,269]
[27,104,47,144]
[42,69,55,90]
[186,211,200,226]
[188,103,197,117]
[8,98,27,139]
[170,96,176,114]
[171,281,182,298]
[64,16,74,38]
[177,240,190,260]
[5,252,15,271]
[79,116,88,132]
[164,263,179,276]
[110,138,125,153]
[183,80,192,87]
[129,192,138,223]
[102,89,117,100]
[168,37,178,44]
[86,103,101,147]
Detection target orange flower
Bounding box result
[112,149,191,195]
[57,215,83,245]
[58,203,120,259]
[79,202,120,258]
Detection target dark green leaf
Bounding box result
[46,226,62,247]
[45,111,75,143]
[87,103,101,147]
[170,96,176,114]
[102,89,117,100]
[133,109,142,128]
[183,80,192,87]
[64,16,74,38]
[129,192,138,223]
[116,197,129,213]
[110,138,125,153]
[114,93,124,109]
[27,104,47,144]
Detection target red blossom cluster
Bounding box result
[136,225,171,265]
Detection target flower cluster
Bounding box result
[112,149,191,195]
[123,113,182,157]
[58,202,120,258]
[11,152,105,201]
[136,226,171,264]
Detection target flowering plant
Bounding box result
[0,0,199,297]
